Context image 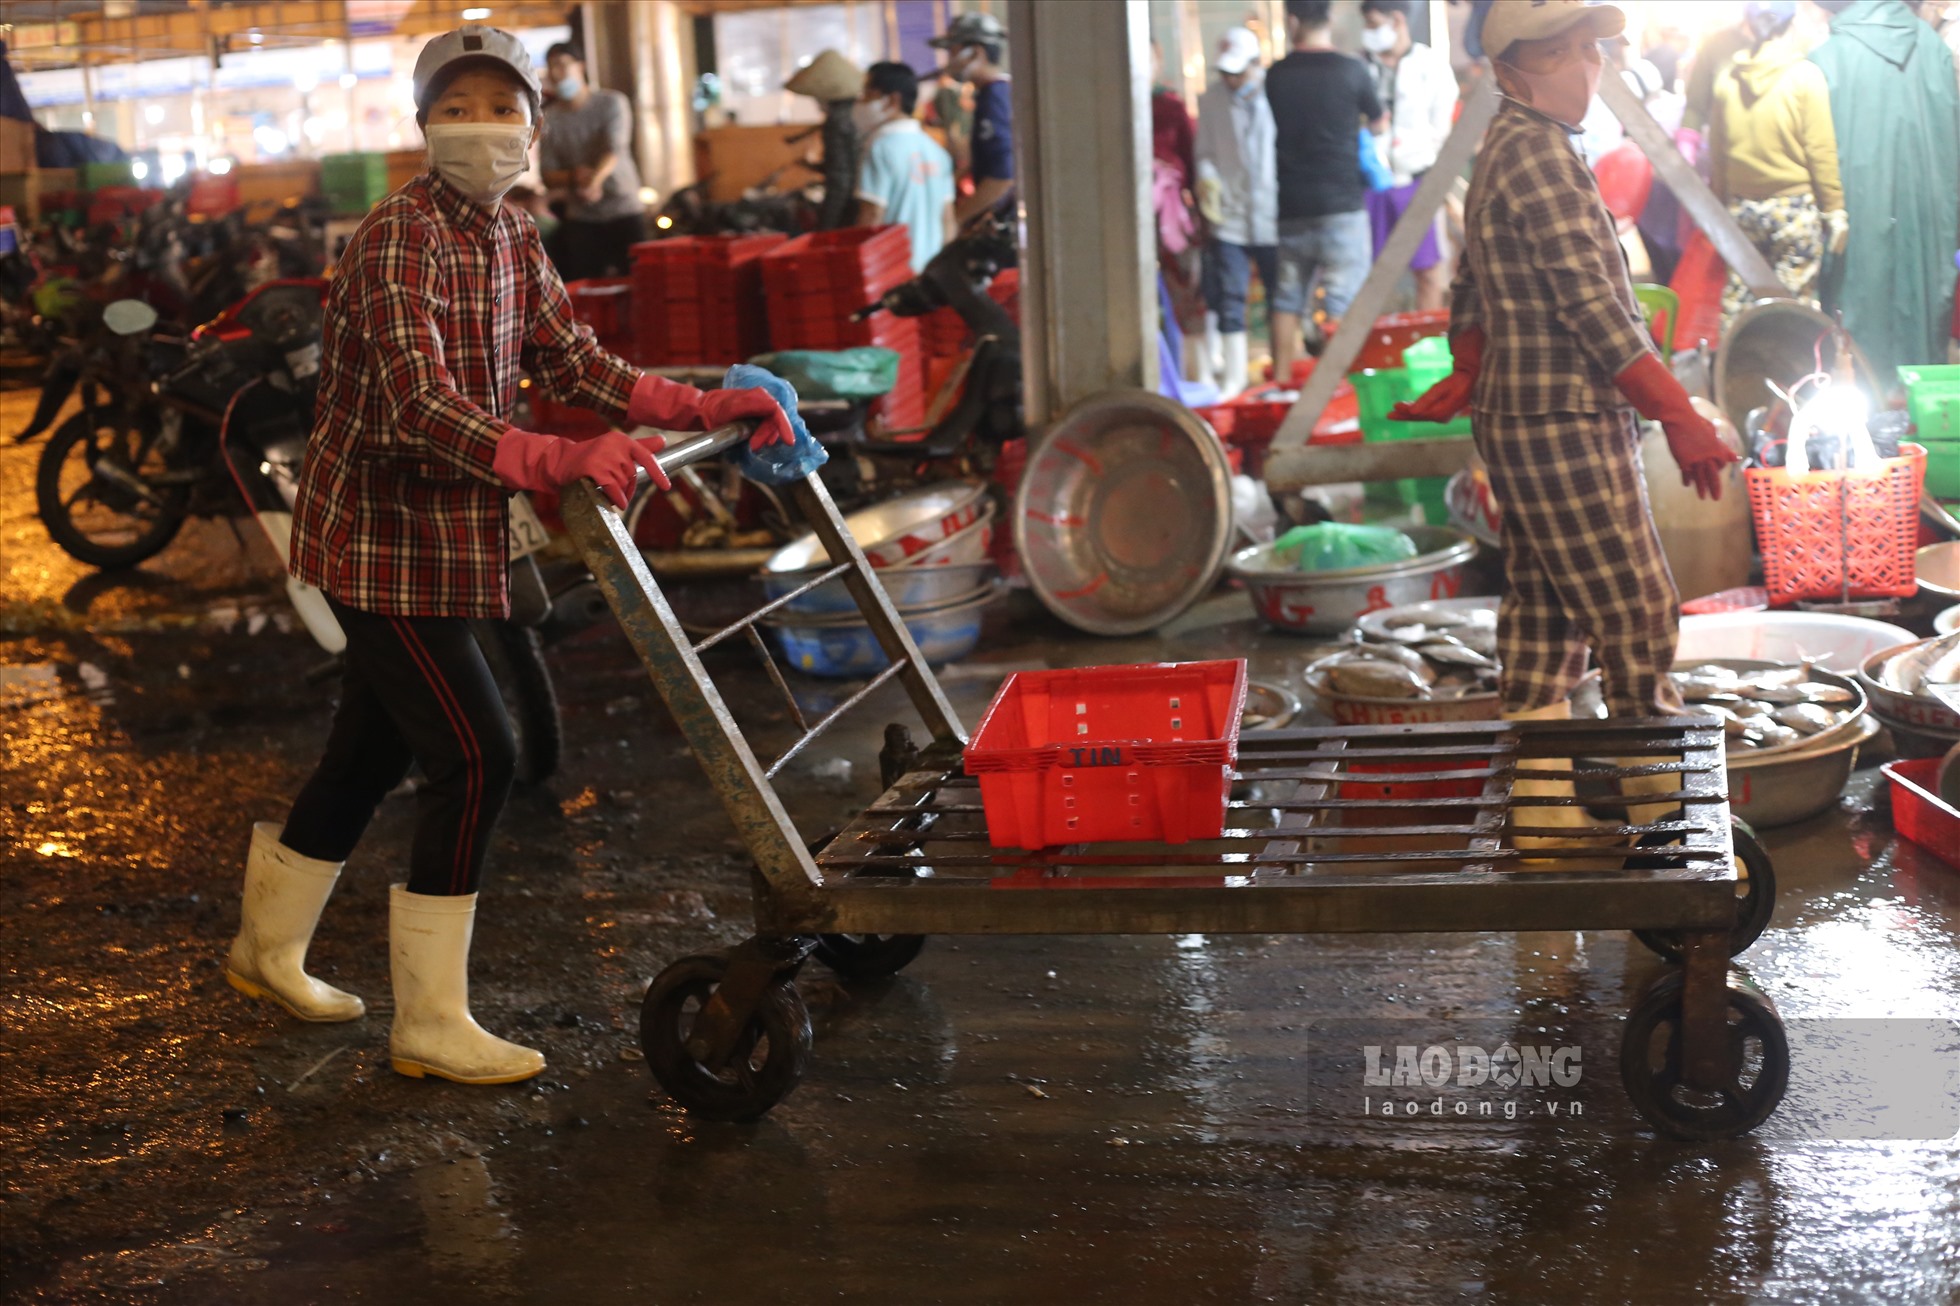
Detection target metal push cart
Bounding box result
[561,427,1790,1141]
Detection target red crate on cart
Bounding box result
[964,660,1249,849]
[1883,758,1960,870]
[1746,445,1925,604]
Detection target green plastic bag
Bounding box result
[1271,522,1418,572]
[743,348,900,401]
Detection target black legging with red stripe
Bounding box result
[280,597,516,896]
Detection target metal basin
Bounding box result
[764,480,990,573]
[764,582,1000,679]
[1674,656,1866,761]
[1726,713,1880,828]
[761,562,994,618]
[1230,526,1478,636]
[1304,670,1500,726]
[1015,389,1235,637]
[1917,540,1960,601]
[1856,640,1960,735]
[890,501,997,569]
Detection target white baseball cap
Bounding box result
[412,24,542,112]
[1482,1,1626,63]
[1214,27,1261,75]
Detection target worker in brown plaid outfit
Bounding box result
[224,26,792,1085]
[1394,1,1740,843]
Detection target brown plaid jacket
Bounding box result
[1452,100,1654,416]
[291,172,639,618]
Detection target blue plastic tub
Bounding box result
[766,584,999,678]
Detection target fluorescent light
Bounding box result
[143,103,163,124]
[131,159,149,180]
[462,7,491,19]
[208,157,233,175]
[339,72,358,89]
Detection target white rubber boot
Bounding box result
[1219,331,1251,400]
[388,886,545,1085]
[1503,702,1617,866]
[226,822,366,1022]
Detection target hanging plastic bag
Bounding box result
[721,363,828,487]
[1271,522,1417,572]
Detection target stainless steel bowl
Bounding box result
[889,501,997,569]
[1015,389,1235,637]
[1229,526,1479,636]
[1726,713,1879,828]
[1917,540,1960,601]
[761,562,995,618]
[1857,640,1960,734]
[1674,656,1866,761]
[764,480,990,573]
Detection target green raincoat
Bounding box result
[1809,0,1960,383]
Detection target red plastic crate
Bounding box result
[1883,758,1960,869]
[187,173,241,217]
[1746,445,1926,604]
[1353,309,1451,372]
[761,225,912,302]
[528,393,610,439]
[964,660,1249,849]
[87,186,161,225]
[566,277,635,354]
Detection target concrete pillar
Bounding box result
[1006,0,1157,425]
[628,0,697,197]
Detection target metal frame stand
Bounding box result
[558,443,1789,1140]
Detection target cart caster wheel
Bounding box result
[814,933,926,981]
[640,953,811,1121]
[1620,969,1789,1140]
[1632,817,1776,961]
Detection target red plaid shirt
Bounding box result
[291,171,639,618]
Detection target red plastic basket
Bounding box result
[964,660,1249,849]
[1883,758,1960,870]
[1745,445,1926,604]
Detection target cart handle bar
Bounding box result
[631,420,757,484]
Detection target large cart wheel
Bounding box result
[1632,817,1776,960]
[814,933,926,981]
[640,953,811,1121]
[1620,970,1790,1140]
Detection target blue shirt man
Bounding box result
[930,11,1014,226]
[855,62,957,271]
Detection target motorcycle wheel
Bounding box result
[36,407,191,569]
[472,620,563,786]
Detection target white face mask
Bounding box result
[1361,24,1397,55]
[425,122,531,206]
[851,98,895,135]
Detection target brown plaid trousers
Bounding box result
[1453,101,1680,717]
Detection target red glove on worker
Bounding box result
[626,373,795,451]
[1388,327,1485,424]
[1614,353,1740,501]
[493,428,670,511]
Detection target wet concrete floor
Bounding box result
[3,388,1960,1304]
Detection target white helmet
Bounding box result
[412,24,541,112]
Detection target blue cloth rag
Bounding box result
[721,363,827,487]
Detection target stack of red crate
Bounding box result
[630,234,783,366]
[564,278,637,359]
[760,226,926,428]
[86,186,162,226]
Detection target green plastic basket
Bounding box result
[320,152,391,213]
[1402,335,1454,395]
[80,161,136,191]
[1921,439,1960,500]
[1900,365,1960,443]
[1350,368,1410,442]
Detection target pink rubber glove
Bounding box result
[1388,326,1485,424]
[493,428,670,511]
[626,373,795,451]
[1615,353,1740,501]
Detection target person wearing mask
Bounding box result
[1360,0,1459,311]
[226,25,792,1086]
[931,12,1014,227]
[1709,0,1845,323]
[1265,0,1385,385]
[538,43,645,279]
[853,62,956,272]
[1392,1,1738,837]
[1194,26,1278,398]
[1809,0,1960,383]
[785,49,866,232]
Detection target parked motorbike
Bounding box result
[37,280,566,783]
